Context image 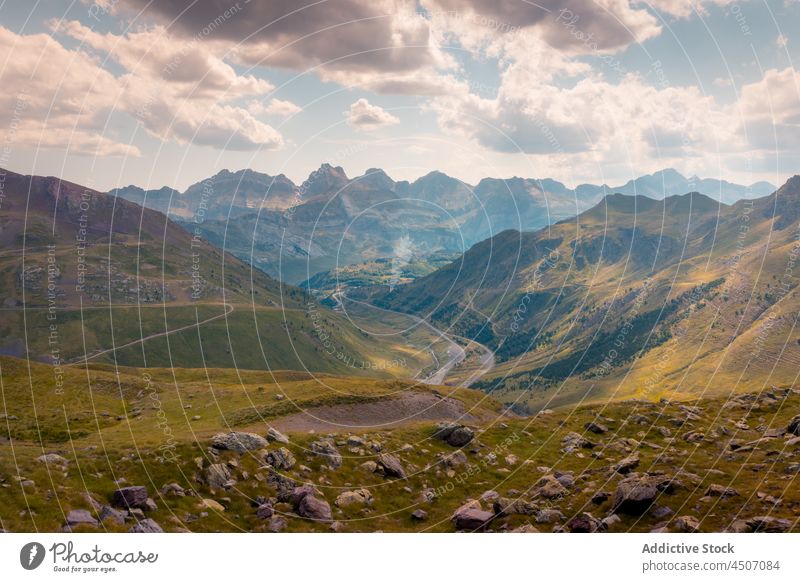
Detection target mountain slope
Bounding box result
[114,166,774,283]
[367,178,800,411]
[0,168,437,377]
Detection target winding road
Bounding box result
[331,290,495,387]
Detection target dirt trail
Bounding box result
[271,390,487,433]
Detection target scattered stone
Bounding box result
[612,475,659,515]
[36,453,68,465]
[161,483,185,497]
[562,431,595,450]
[265,447,296,471]
[591,491,611,504]
[128,519,163,533]
[266,427,290,444]
[705,484,739,498]
[435,423,475,447]
[311,439,342,469]
[601,514,621,530]
[747,516,791,533]
[511,524,540,533]
[674,515,701,533]
[65,509,98,528]
[211,432,268,453]
[584,421,608,434]
[534,474,568,499]
[336,489,373,508]
[256,503,274,519]
[111,486,149,510]
[567,513,600,533]
[267,516,287,532]
[613,452,640,474]
[204,464,232,489]
[787,415,800,437]
[378,453,407,479]
[451,501,494,531]
[535,508,565,524]
[445,450,468,467]
[98,506,125,525]
[298,494,332,521]
[411,509,428,521]
[200,499,225,512]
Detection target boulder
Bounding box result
[705,484,739,498]
[298,495,332,521]
[204,463,232,489]
[211,432,268,453]
[534,474,568,499]
[451,501,494,531]
[268,516,288,532]
[36,453,69,465]
[535,508,565,524]
[612,475,659,515]
[267,427,290,444]
[674,515,701,533]
[435,423,475,447]
[378,453,407,479]
[256,503,274,519]
[788,415,800,436]
[265,447,296,471]
[444,450,468,467]
[567,513,600,533]
[128,519,163,533]
[200,498,225,512]
[411,509,428,521]
[613,452,640,474]
[562,431,595,450]
[311,439,342,469]
[335,489,373,508]
[111,486,149,510]
[290,484,321,507]
[584,422,608,434]
[746,516,791,533]
[98,505,126,525]
[65,509,98,528]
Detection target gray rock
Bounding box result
[674,515,701,532]
[65,509,98,528]
[535,508,565,524]
[311,439,342,469]
[267,516,288,532]
[265,447,296,471]
[746,516,791,532]
[584,422,608,434]
[378,453,407,479]
[204,463,232,489]
[613,452,640,474]
[111,486,149,510]
[36,453,69,465]
[335,489,373,508]
[452,501,493,530]
[266,427,290,444]
[98,505,126,525]
[612,475,659,515]
[256,503,274,519]
[298,495,332,521]
[788,415,800,436]
[212,432,268,453]
[128,518,163,533]
[435,423,475,447]
[567,513,600,533]
[411,509,428,521]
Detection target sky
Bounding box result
[0,0,798,192]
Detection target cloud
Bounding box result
[119,0,460,95]
[738,67,800,150]
[249,98,303,118]
[0,26,140,157]
[47,20,283,151]
[346,98,400,131]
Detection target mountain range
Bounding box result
[361,175,800,412]
[110,167,775,284]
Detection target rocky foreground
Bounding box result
[2,386,800,533]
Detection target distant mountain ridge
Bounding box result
[363,175,800,411]
[109,167,776,283]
